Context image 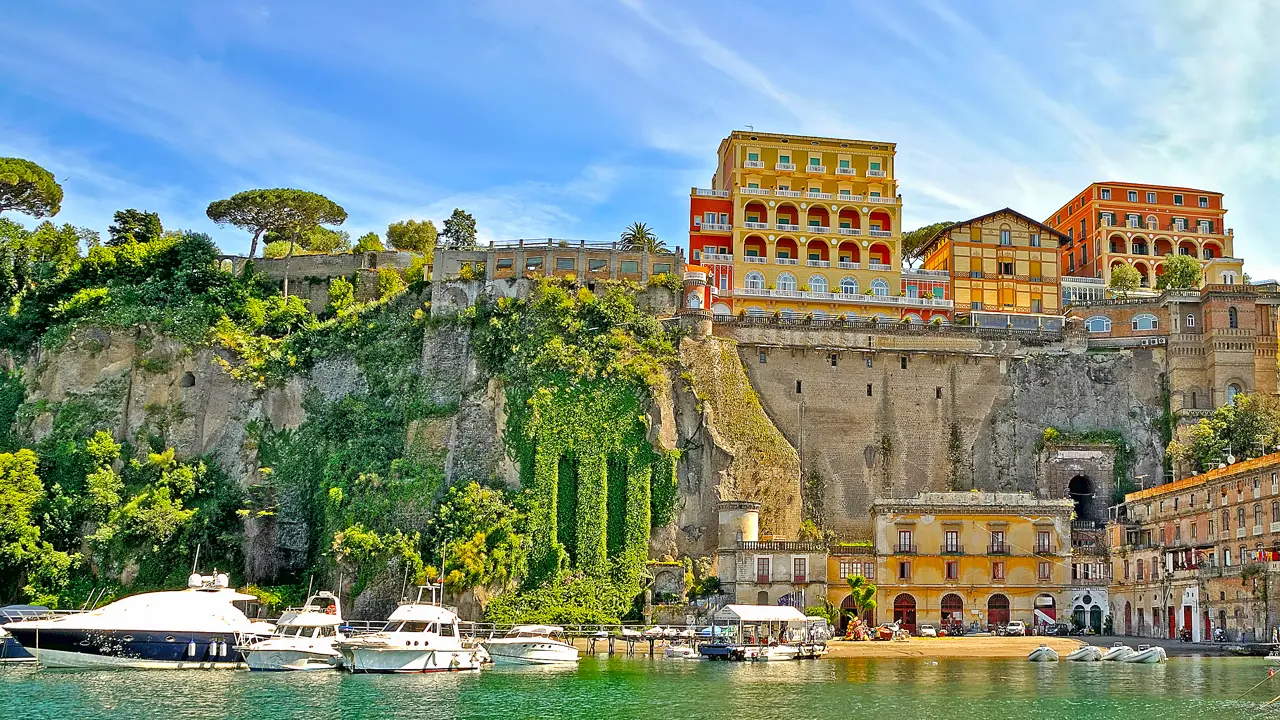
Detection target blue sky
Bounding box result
[2,1,1278,277]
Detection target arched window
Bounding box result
[1131,313,1158,331]
[808,274,828,293]
[744,271,765,290]
[1271,501,1278,524]
[840,276,859,295]
[1228,383,1242,406]
[1146,215,1157,230]
[1084,316,1112,333]
[1255,503,1263,527]
[1186,314,1195,328]
[780,308,797,319]
[1228,306,1239,329]
[1238,507,1246,528]
[746,306,766,317]
[777,272,797,291]
[871,278,890,296]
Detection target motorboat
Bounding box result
[664,643,700,660]
[1027,644,1060,662]
[335,585,489,673]
[482,625,579,665]
[1064,645,1102,662]
[755,644,801,662]
[1100,643,1135,661]
[1265,647,1280,665]
[243,592,346,671]
[1122,644,1167,663]
[1,573,273,669]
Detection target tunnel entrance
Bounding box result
[1069,475,1097,522]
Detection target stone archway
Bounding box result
[893,594,917,633]
[1069,475,1098,522]
[987,594,1010,629]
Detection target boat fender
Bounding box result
[188,640,197,657]
[451,654,460,668]
[220,641,228,657]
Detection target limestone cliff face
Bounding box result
[660,335,802,557]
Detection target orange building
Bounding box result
[1046,182,1243,289]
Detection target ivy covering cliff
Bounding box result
[471,278,679,623]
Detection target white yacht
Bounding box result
[1100,643,1135,661]
[1064,645,1102,662]
[1122,644,1168,663]
[482,625,579,665]
[243,592,346,671]
[1027,644,1060,662]
[335,586,489,673]
[2,573,274,669]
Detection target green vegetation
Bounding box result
[0,157,63,219]
[440,209,477,250]
[618,222,664,252]
[1040,427,1137,503]
[901,220,953,261]
[386,219,437,255]
[1156,253,1202,290]
[1166,393,1280,474]
[1108,264,1141,298]
[472,277,678,622]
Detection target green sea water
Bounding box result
[5,656,1279,719]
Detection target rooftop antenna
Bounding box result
[745,125,754,131]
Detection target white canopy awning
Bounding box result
[714,604,808,624]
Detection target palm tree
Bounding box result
[619,222,665,252]
[846,574,878,623]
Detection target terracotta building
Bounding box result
[1046,182,1243,289]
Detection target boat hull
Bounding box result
[246,647,343,672]
[4,627,258,669]
[1027,647,1060,662]
[340,646,488,673]
[483,642,579,665]
[1064,646,1102,662]
[1122,648,1167,664]
[1100,646,1134,661]
[0,633,34,663]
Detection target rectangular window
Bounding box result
[1031,299,1042,313]
[747,152,759,162]
[588,258,607,271]
[1038,561,1051,580]
[759,351,767,364]
[900,356,908,370]
[869,191,881,199]
[866,356,873,368]
[747,182,759,189]
[1029,233,1040,247]
[935,386,943,400]
[620,260,639,273]
[1036,531,1051,554]
[1100,188,1111,200]
[496,258,514,270]
[992,561,1005,580]
[898,561,911,580]
[839,560,854,579]
[778,154,790,164]
[838,159,850,168]
[1123,560,1130,580]
[999,262,1014,275]
[944,530,960,553]
[795,380,802,394]
[653,263,672,274]
[719,213,729,224]
[756,557,770,584]
[971,301,982,310]
[990,531,1006,553]
[897,530,913,552]
[793,557,807,583]
[945,561,958,580]
[808,156,820,167]
[1000,229,1011,245]
[870,161,881,171]
[555,257,575,271]
[1128,190,1138,202]
[1173,194,1183,206]
[866,383,873,397]
[525,256,544,270]
[829,353,838,367]
[838,190,852,198]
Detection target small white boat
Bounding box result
[335,585,489,673]
[1100,643,1135,661]
[664,644,700,660]
[1064,645,1102,662]
[482,625,579,665]
[243,592,345,671]
[1265,649,1280,665]
[1122,644,1167,664]
[1027,644,1060,662]
[754,644,801,661]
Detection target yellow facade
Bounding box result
[921,209,1063,317]
[870,493,1073,631]
[707,131,951,322]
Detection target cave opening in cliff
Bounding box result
[1069,475,1097,522]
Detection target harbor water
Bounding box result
[5,656,1279,719]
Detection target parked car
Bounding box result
[1003,620,1027,636]
[918,624,937,638]
[1042,623,1070,636]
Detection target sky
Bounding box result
[1,1,1278,277]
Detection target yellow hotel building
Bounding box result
[692,131,953,322]
[918,209,1065,324]
[871,493,1073,633]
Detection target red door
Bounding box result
[1183,606,1192,638]
[893,594,917,633]
[1167,608,1175,639]
[988,594,1010,629]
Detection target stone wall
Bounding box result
[732,323,1165,537]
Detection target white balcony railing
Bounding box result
[776,163,796,171]
[743,221,769,230]
[835,167,857,176]
[806,165,827,174]
[868,263,893,271]
[837,194,864,203]
[734,287,953,308]
[866,196,896,204]
[806,259,831,268]
[806,191,833,200]
[837,261,861,270]
[776,223,801,232]
[743,256,767,264]
[904,268,950,278]
[774,189,801,198]
[869,229,893,238]
[806,225,830,234]
[700,223,732,232]
[776,258,799,265]
[744,160,765,169]
[741,187,771,195]
[837,227,862,236]
[866,169,888,178]
[701,253,733,263]
[694,188,729,197]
